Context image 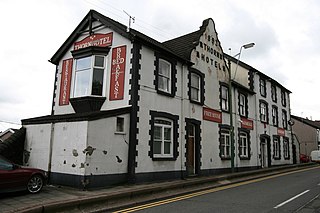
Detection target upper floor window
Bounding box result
[260,78,266,97]
[260,101,268,123]
[271,85,277,102]
[281,90,287,107]
[238,93,247,117]
[219,127,231,159]
[74,55,105,97]
[272,106,278,126]
[220,85,229,112]
[282,110,288,129]
[273,136,281,159]
[158,59,171,93]
[189,68,204,105]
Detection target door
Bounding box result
[187,124,195,175]
[261,138,267,168]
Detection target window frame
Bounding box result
[153,118,173,158]
[272,105,278,127]
[238,129,251,160]
[238,92,248,117]
[282,110,288,129]
[259,78,267,97]
[189,68,205,105]
[259,100,269,123]
[271,85,277,102]
[219,125,231,160]
[273,136,281,160]
[158,59,171,93]
[220,84,229,112]
[281,90,287,107]
[283,137,290,160]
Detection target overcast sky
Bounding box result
[1,0,320,131]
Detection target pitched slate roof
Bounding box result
[50,10,192,65]
[162,19,210,61]
[291,115,320,129]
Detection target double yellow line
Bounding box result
[113,167,318,213]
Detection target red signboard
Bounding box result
[109,45,126,100]
[241,118,254,130]
[203,107,222,123]
[277,128,285,136]
[59,58,73,106]
[74,33,113,50]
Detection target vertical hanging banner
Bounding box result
[110,45,126,100]
[59,58,73,105]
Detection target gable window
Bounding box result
[259,78,266,97]
[281,90,287,107]
[149,111,179,160]
[273,136,281,160]
[74,55,105,97]
[238,93,247,117]
[189,68,205,105]
[219,126,231,159]
[158,59,171,93]
[271,85,277,102]
[283,137,290,160]
[282,110,288,129]
[220,85,229,111]
[259,101,268,123]
[238,130,251,160]
[272,106,278,126]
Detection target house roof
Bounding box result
[50,10,192,65]
[291,115,320,129]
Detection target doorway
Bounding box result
[260,136,271,168]
[186,119,201,176]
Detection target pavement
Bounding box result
[1,163,320,213]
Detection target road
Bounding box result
[114,167,320,213]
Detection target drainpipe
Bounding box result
[48,122,54,182]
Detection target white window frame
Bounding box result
[72,55,106,98]
[260,102,267,122]
[221,131,231,158]
[191,73,200,102]
[158,59,171,93]
[239,93,246,116]
[221,86,229,111]
[239,132,248,158]
[153,118,173,158]
[274,137,280,158]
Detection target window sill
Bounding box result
[152,157,176,161]
[70,96,106,113]
[115,132,126,135]
[220,156,231,160]
[157,89,174,97]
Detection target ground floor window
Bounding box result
[238,129,251,160]
[283,137,290,160]
[149,111,179,160]
[273,136,281,160]
[219,126,231,159]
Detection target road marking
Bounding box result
[114,167,319,213]
[274,190,310,209]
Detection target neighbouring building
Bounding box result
[291,115,320,157]
[0,128,16,142]
[22,10,296,189]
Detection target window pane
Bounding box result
[191,88,199,101]
[74,70,91,97]
[164,141,171,154]
[153,141,161,154]
[76,57,91,70]
[154,126,162,140]
[94,56,104,67]
[159,60,170,77]
[191,74,200,88]
[92,68,104,96]
[164,127,171,140]
[159,76,169,91]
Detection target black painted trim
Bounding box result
[149,111,179,160]
[69,96,106,113]
[51,65,59,115]
[22,107,131,125]
[154,52,177,97]
[127,42,142,184]
[237,128,251,160]
[71,46,111,59]
[188,68,205,105]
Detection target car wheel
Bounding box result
[27,175,44,193]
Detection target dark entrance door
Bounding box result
[187,123,195,175]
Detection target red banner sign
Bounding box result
[241,118,254,130]
[59,58,73,105]
[277,128,285,136]
[74,33,113,50]
[203,107,222,123]
[110,45,126,100]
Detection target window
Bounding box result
[149,111,179,160]
[271,85,277,102]
[283,137,290,159]
[259,78,266,97]
[220,85,229,111]
[153,119,173,157]
[219,127,231,159]
[273,136,281,159]
[238,93,247,117]
[189,68,204,104]
[281,90,287,107]
[260,101,268,123]
[116,117,124,133]
[282,110,288,129]
[74,55,105,97]
[158,59,171,93]
[272,106,278,126]
[239,132,248,158]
